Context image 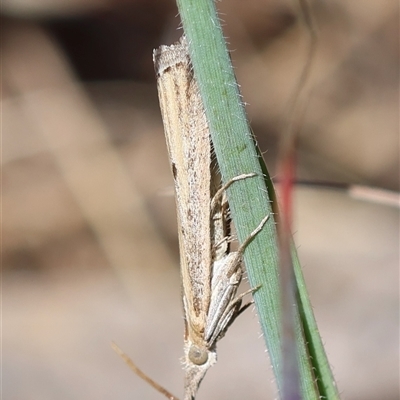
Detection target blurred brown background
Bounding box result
[2,0,399,399]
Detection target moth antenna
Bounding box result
[112,342,180,400]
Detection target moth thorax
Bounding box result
[188,345,208,365]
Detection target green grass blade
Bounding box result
[175,0,340,398]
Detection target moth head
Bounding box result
[183,342,217,399]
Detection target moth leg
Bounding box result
[210,173,257,212]
[211,173,258,261]
[236,214,270,256]
[206,214,270,344]
[214,284,262,342]
[220,214,270,335]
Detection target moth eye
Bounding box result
[188,345,208,365]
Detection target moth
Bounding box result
[153,36,268,400]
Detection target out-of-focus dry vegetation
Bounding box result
[2,0,399,399]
